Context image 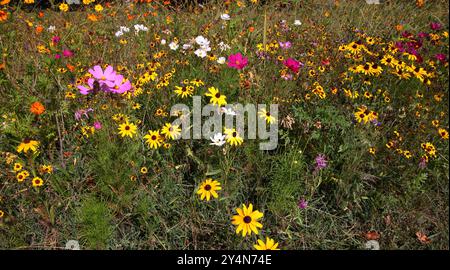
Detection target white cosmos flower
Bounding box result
[134,24,148,34]
[210,133,226,146]
[220,13,231,20]
[218,41,231,51]
[220,107,237,116]
[294,20,302,26]
[120,26,130,32]
[195,35,210,47]
[115,31,124,37]
[169,42,179,50]
[161,39,167,45]
[194,49,208,58]
[65,240,81,250]
[182,43,192,50]
[47,25,56,32]
[217,57,226,64]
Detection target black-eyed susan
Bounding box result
[190,79,204,87]
[32,177,44,187]
[118,121,137,138]
[174,85,194,98]
[258,108,276,124]
[39,165,53,174]
[197,178,221,201]
[140,166,148,174]
[224,128,243,146]
[421,142,437,157]
[369,147,376,155]
[17,138,39,154]
[16,170,29,182]
[0,210,4,218]
[143,130,163,149]
[205,87,227,107]
[163,142,171,149]
[254,237,280,250]
[161,123,181,140]
[231,203,263,237]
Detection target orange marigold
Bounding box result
[30,101,45,115]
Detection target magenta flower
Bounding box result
[54,54,61,59]
[93,121,102,130]
[315,154,328,170]
[283,58,302,73]
[298,198,308,209]
[227,53,248,70]
[62,49,74,58]
[51,36,60,44]
[430,22,442,31]
[435,53,447,62]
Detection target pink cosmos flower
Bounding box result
[110,74,132,94]
[227,53,248,70]
[55,54,61,59]
[283,58,302,73]
[88,65,116,83]
[430,22,442,31]
[51,36,60,44]
[435,53,447,62]
[93,121,102,130]
[279,41,292,50]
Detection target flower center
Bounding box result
[204,184,211,191]
[151,135,157,140]
[232,132,237,137]
[243,216,252,223]
[101,76,106,80]
[23,138,31,144]
[215,93,221,98]
[125,126,130,130]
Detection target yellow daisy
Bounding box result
[231,203,263,237]
[254,237,280,250]
[197,178,221,201]
[118,121,137,138]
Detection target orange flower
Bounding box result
[30,101,45,115]
[36,25,44,33]
[0,61,5,70]
[87,14,98,21]
[66,63,75,72]
[0,10,7,22]
[396,24,403,32]
[0,0,10,5]
[38,11,44,18]
[248,26,255,33]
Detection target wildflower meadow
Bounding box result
[0,0,448,251]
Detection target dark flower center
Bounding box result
[125,126,130,130]
[363,64,370,70]
[232,132,237,137]
[204,184,211,191]
[23,138,31,144]
[151,135,157,140]
[215,93,221,98]
[243,216,252,223]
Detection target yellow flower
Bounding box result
[59,3,69,12]
[205,87,227,107]
[231,203,263,237]
[197,178,221,201]
[161,123,181,140]
[224,128,243,146]
[39,165,53,174]
[13,162,23,172]
[32,177,44,187]
[143,130,163,149]
[369,147,376,155]
[17,139,39,154]
[118,121,137,138]
[140,167,148,174]
[258,108,276,124]
[0,210,4,218]
[94,4,103,12]
[254,237,280,250]
[438,128,449,140]
[16,170,29,182]
[24,0,34,3]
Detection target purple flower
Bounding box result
[419,157,427,169]
[298,198,308,209]
[88,65,117,83]
[54,54,61,59]
[227,53,248,70]
[430,22,442,31]
[417,32,429,39]
[315,154,328,170]
[74,108,93,121]
[279,41,292,50]
[62,49,74,58]
[283,58,302,73]
[93,121,102,130]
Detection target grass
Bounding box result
[0,0,448,250]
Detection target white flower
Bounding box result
[220,107,237,116]
[365,240,380,250]
[217,57,226,64]
[119,26,130,32]
[115,31,124,37]
[294,20,302,26]
[194,49,208,58]
[161,39,167,45]
[134,24,148,34]
[47,25,56,33]
[220,13,231,21]
[218,41,231,51]
[210,133,226,146]
[195,35,210,47]
[169,42,179,50]
[182,43,192,50]
[65,240,81,250]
